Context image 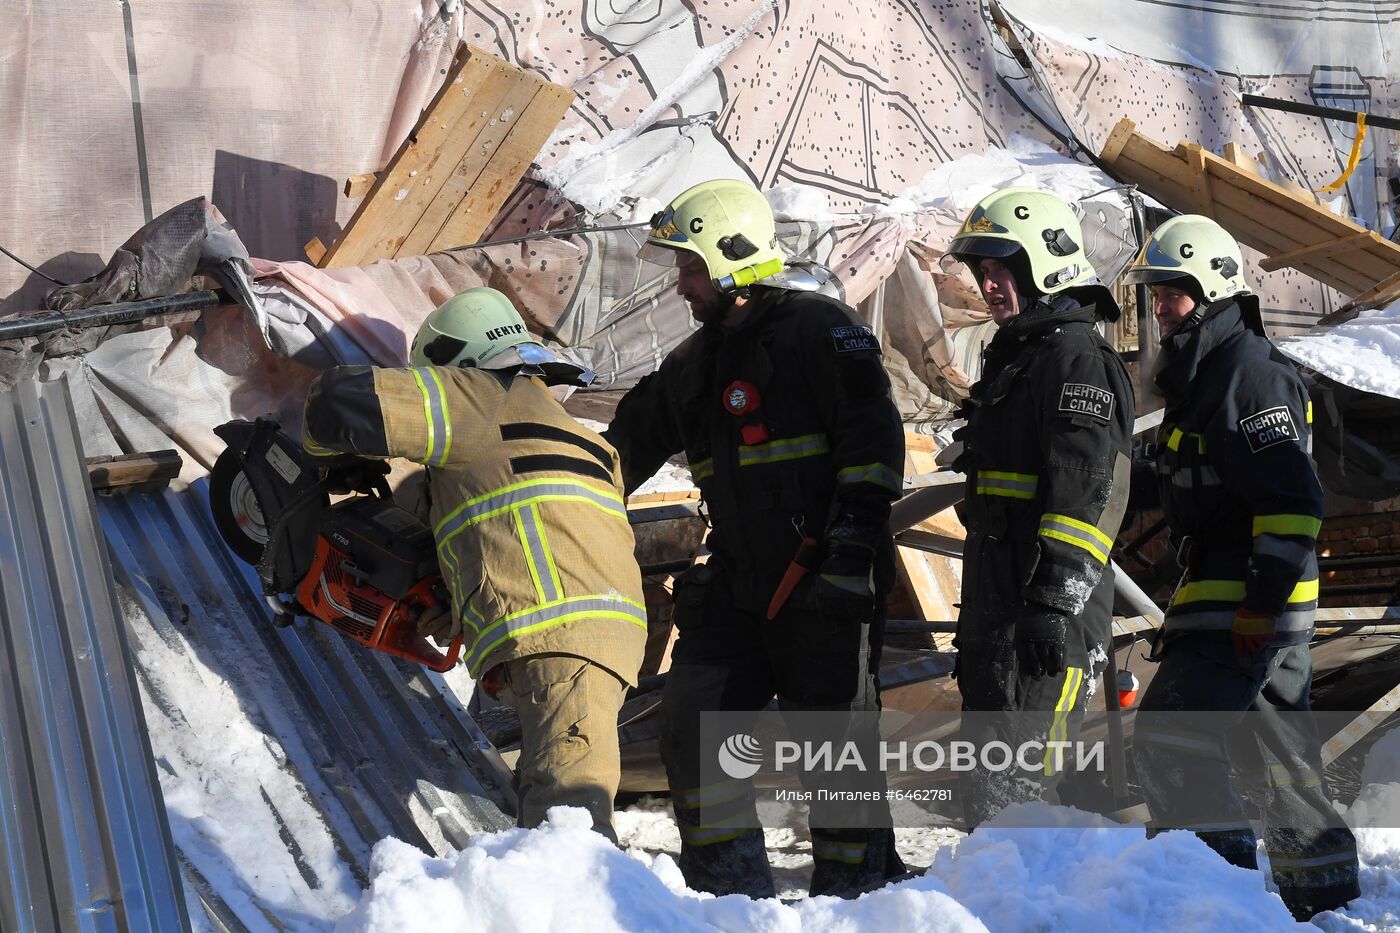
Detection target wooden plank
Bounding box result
[347,53,521,265]
[87,450,183,493]
[428,80,575,252]
[304,236,327,265]
[320,49,511,268]
[399,74,550,257]
[1209,186,1390,288]
[1321,680,1400,765]
[1258,230,1377,272]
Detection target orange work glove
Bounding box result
[1231,608,1277,662]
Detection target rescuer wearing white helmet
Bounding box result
[1123,215,1359,920]
[604,178,908,898]
[302,286,647,842]
[941,186,1135,828]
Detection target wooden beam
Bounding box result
[303,236,327,265]
[86,450,183,494]
[1258,231,1378,272]
[1101,122,1400,298]
[344,172,377,199]
[1101,118,1138,165]
[1322,681,1400,765]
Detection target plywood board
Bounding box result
[319,46,575,268]
[1100,119,1400,298]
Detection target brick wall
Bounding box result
[1317,498,1400,608]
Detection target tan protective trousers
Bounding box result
[499,653,627,842]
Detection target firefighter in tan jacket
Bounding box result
[301,287,646,841]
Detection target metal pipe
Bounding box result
[0,291,222,340]
[1241,94,1400,132]
[889,483,966,535]
[1112,558,1165,626]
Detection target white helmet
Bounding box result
[1122,214,1249,302]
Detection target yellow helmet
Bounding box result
[1122,214,1249,301]
[409,287,544,368]
[944,187,1098,295]
[639,179,786,292]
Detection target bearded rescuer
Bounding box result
[602,179,907,898]
[1124,215,1359,921]
[941,187,1134,827]
[301,287,646,842]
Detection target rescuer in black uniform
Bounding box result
[1124,214,1359,921]
[603,178,907,899]
[941,187,1134,827]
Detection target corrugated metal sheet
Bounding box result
[0,376,189,932]
[97,481,515,928]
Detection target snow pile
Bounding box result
[926,804,1300,931]
[1319,726,1400,932]
[336,803,1305,932]
[1277,299,1400,400]
[334,806,980,933]
[767,184,838,224]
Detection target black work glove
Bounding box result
[812,538,876,627]
[1014,608,1069,679]
[326,458,390,495]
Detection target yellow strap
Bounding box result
[1252,514,1323,538]
[1173,577,1319,606]
[1317,112,1368,193]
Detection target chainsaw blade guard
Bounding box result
[209,446,274,566]
[210,418,328,590]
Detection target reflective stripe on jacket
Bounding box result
[1153,298,1322,644]
[303,365,647,680]
[953,295,1135,637]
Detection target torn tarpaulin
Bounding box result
[0,199,268,389]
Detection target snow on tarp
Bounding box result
[1276,300,1400,402]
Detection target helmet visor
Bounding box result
[638,241,684,267]
[1121,266,1192,287]
[938,236,1023,275]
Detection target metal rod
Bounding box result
[443,221,647,253]
[0,291,222,340]
[1242,94,1400,132]
[1103,644,1130,805]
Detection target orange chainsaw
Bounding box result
[209,416,462,671]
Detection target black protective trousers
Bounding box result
[1133,633,1360,916]
[955,563,1113,828]
[660,561,905,899]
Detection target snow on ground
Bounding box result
[333,727,1400,931]
[336,800,1326,932]
[1277,298,1400,401]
